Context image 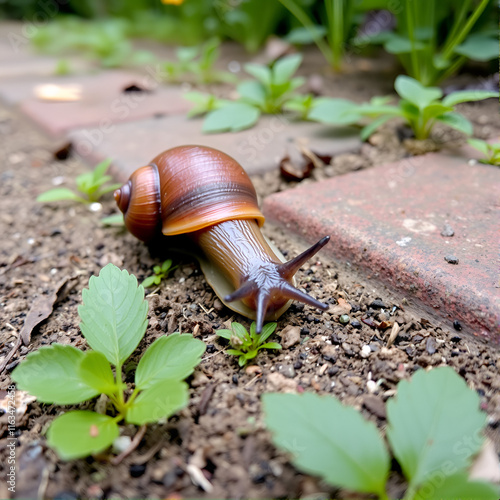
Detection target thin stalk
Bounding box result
[435,55,466,84]
[278,0,333,66]
[114,361,125,412]
[326,0,344,72]
[441,0,488,61]
[125,387,140,409]
[405,0,419,82]
[440,0,472,57]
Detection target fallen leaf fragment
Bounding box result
[386,322,400,347]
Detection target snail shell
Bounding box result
[115,145,329,332]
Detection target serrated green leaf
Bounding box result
[414,472,499,500]
[387,366,486,489]
[135,333,205,390]
[125,379,188,425]
[442,90,499,107]
[243,62,272,86]
[36,188,85,203]
[437,112,473,136]
[12,344,99,404]
[263,393,390,496]
[78,351,116,395]
[47,411,119,460]
[78,264,148,366]
[272,53,302,85]
[395,76,442,109]
[203,102,260,133]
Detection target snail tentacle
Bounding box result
[278,236,330,280]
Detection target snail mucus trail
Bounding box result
[114,145,330,333]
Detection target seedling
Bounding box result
[309,76,499,141]
[216,321,281,366]
[12,264,205,460]
[468,138,500,166]
[202,53,305,133]
[142,259,177,288]
[37,159,121,205]
[264,366,498,500]
[158,38,236,84]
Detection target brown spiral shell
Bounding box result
[116,145,265,240]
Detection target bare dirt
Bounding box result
[0,54,499,499]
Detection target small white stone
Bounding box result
[50,268,58,275]
[228,60,241,73]
[179,277,185,283]
[27,238,35,245]
[52,176,65,186]
[112,435,131,454]
[367,380,377,393]
[89,202,102,212]
[360,345,371,358]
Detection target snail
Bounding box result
[114,145,330,333]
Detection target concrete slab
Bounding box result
[3,71,191,136]
[69,113,361,179]
[263,152,500,343]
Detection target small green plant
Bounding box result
[216,321,281,366]
[158,38,236,84]
[199,53,305,133]
[355,0,497,85]
[37,159,121,204]
[142,259,177,288]
[468,138,500,166]
[309,76,499,141]
[264,367,498,500]
[31,17,154,68]
[279,0,360,71]
[12,264,205,460]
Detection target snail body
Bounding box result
[115,145,330,332]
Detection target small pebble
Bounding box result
[112,435,132,454]
[360,345,371,358]
[89,202,102,212]
[444,255,459,265]
[370,299,388,309]
[426,337,437,355]
[339,314,350,325]
[278,364,296,378]
[129,463,147,478]
[440,224,455,237]
[351,319,362,329]
[453,320,462,331]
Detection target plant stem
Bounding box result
[115,361,125,412]
[405,0,419,82]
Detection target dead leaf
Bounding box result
[0,389,36,425]
[386,322,400,348]
[0,276,78,373]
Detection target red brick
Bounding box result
[263,152,500,343]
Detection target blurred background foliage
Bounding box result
[0,0,497,83]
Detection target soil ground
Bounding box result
[0,49,499,499]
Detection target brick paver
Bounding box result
[263,152,500,343]
[69,113,361,178]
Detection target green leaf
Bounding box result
[161,259,172,272]
[384,34,425,54]
[231,322,249,339]
[92,158,112,182]
[243,62,272,86]
[263,393,390,496]
[135,333,205,390]
[101,213,124,226]
[78,351,116,395]
[308,98,362,125]
[126,379,188,425]
[141,275,156,288]
[203,102,260,133]
[467,138,490,156]
[12,344,99,404]
[216,329,233,340]
[387,366,486,489]
[47,411,119,460]
[285,25,327,45]
[442,90,499,107]
[360,115,393,141]
[258,322,277,344]
[395,76,442,109]
[437,112,473,136]
[422,103,453,122]
[237,81,267,108]
[259,342,282,350]
[454,34,499,62]
[36,188,84,203]
[414,472,499,500]
[272,53,303,85]
[78,264,148,366]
